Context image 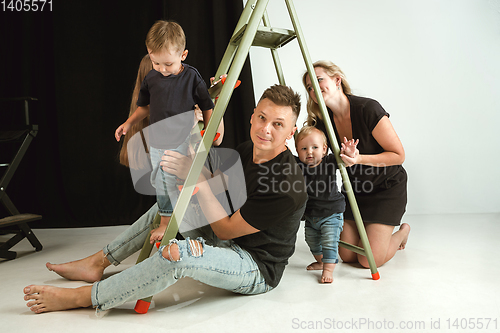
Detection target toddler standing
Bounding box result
[295,126,351,283]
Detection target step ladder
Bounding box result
[134,0,379,314]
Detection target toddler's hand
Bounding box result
[340,137,359,157]
[340,137,360,167]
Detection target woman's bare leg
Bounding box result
[46,250,111,283]
[24,285,93,314]
[357,222,411,268]
[339,220,410,268]
[338,219,359,263]
[397,223,410,250]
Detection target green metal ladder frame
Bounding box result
[134,0,379,314]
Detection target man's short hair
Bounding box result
[258,84,301,123]
[146,20,186,54]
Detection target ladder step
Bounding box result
[231,25,296,49]
[0,213,42,228]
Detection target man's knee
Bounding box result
[187,239,203,257]
[161,239,204,261]
[162,243,180,261]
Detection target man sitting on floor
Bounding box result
[23,84,308,314]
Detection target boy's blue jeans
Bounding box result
[304,213,344,264]
[149,137,190,216]
[92,203,272,314]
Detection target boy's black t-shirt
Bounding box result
[295,154,345,217]
[235,141,307,288]
[137,64,214,149]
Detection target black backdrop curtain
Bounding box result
[0,0,255,228]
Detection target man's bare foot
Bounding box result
[46,251,110,283]
[398,223,411,250]
[306,261,323,270]
[24,285,93,314]
[320,263,336,284]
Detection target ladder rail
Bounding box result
[262,11,286,85]
[213,0,259,84]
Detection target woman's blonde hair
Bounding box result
[119,54,152,167]
[302,60,351,126]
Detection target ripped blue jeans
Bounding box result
[92,203,272,313]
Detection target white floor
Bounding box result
[1,213,499,333]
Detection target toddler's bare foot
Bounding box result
[24,285,92,314]
[321,263,336,284]
[306,261,323,270]
[398,223,411,250]
[46,250,109,283]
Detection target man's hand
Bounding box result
[160,150,193,180]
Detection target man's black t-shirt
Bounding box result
[235,141,307,288]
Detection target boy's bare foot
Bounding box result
[321,263,336,284]
[150,216,170,244]
[24,285,92,314]
[46,250,110,283]
[306,261,323,270]
[398,223,411,250]
[150,225,167,244]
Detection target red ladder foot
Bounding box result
[371,271,380,280]
[134,299,151,314]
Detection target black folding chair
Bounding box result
[0,97,43,260]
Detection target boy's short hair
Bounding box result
[258,84,301,123]
[146,20,186,54]
[295,126,327,148]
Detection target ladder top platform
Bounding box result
[231,24,296,49]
